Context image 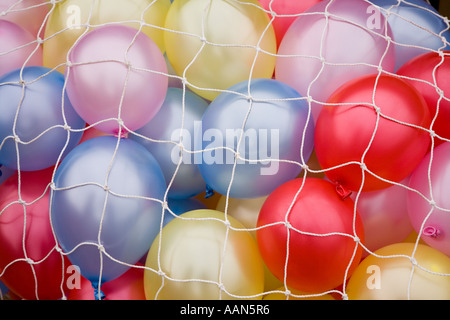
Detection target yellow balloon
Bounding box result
[263,286,335,300]
[144,209,265,300]
[164,0,277,101]
[216,195,283,292]
[346,243,450,300]
[43,0,171,72]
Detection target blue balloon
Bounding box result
[0,66,85,171]
[369,0,450,71]
[164,197,207,226]
[131,87,208,199]
[0,164,15,186]
[50,136,167,286]
[198,78,314,199]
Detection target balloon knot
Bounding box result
[423,226,440,238]
[205,185,215,199]
[91,282,105,300]
[335,182,352,200]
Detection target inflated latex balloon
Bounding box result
[263,286,334,300]
[198,78,314,199]
[67,264,146,300]
[256,178,365,293]
[0,66,85,171]
[257,0,322,47]
[315,74,431,192]
[0,20,43,77]
[276,0,395,121]
[369,0,450,71]
[144,209,265,300]
[50,136,167,291]
[0,168,70,300]
[65,25,168,135]
[43,0,171,71]
[0,0,49,37]
[164,197,207,226]
[351,178,413,255]
[346,243,450,300]
[131,88,208,199]
[397,51,450,145]
[0,164,15,187]
[164,0,277,101]
[407,142,450,256]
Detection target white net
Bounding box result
[0,0,450,303]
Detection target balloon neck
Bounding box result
[114,128,129,139]
[422,226,440,238]
[335,182,352,200]
[91,281,105,300]
[205,185,215,199]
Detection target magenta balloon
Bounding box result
[408,142,450,256]
[66,25,168,135]
[0,20,42,77]
[352,178,413,255]
[275,0,395,122]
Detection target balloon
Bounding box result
[263,286,334,300]
[164,0,277,101]
[164,197,206,227]
[0,20,43,77]
[215,195,283,292]
[67,264,146,300]
[50,136,167,289]
[397,51,450,145]
[315,74,431,192]
[65,24,168,135]
[351,178,414,255]
[257,0,322,47]
[43,0,171,72]
[131,87,208,199]
[0,66,85,171]
[0,164,15,186]
[256,177,365,293]
[275,0,395,122]
[369,0,450,71]
[0,0,49,37]
[0,168,70,300]
[407,142,450,256]
[144,209,265,300]
[346,243,450,300]
[198,78,314,199]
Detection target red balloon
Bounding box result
[258,0,322,47]
[67,264,146,300]
[256,177,364,293]
[397,51,450,146]
[0,168,70,300]
[315,74,431,192]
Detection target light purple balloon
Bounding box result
[408,142,450,256]
[0,20,42,77]
[351,178,413,256]
[66,25,168,135]
[275,0,395,122]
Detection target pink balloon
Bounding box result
[408,142,450,256]
[0,20,43,77]
[275,0,395,122]
[351,178,414,256]
[0,0,49,37]
[66,25,168,135]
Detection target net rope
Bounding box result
[0,0,449,301]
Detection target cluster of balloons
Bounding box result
[0,0,450,301]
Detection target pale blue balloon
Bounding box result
[198,79,314,199]
[50,136,166,286]
[369,0,450,70]
[131,87,208,199]
[0,67,85,171]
